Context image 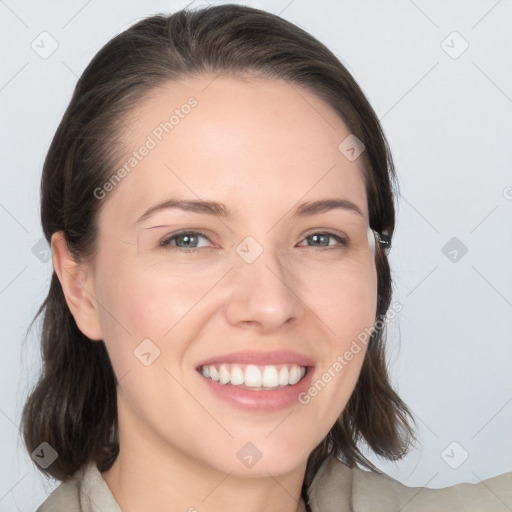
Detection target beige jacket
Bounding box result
[37,455,512,511]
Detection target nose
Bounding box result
[223,244,304,333]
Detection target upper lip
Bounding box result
[196,350,315,369]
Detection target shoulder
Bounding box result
[350,464,512,511]
[35,470,82,512]
[36,462,121,512]
[308,455,512,512]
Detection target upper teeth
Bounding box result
[200,363,307,388]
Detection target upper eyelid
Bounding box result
[161,229,349,247]
[160,229,211,242]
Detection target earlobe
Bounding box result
[51,231,103,341]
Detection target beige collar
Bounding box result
[74,455,352,512]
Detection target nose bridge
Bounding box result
[237,238,293,290]
[224,234,301,330]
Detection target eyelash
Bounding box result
[159,230,350,254]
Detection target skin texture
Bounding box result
[52,74,378,512]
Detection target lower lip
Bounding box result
[197,367,315,412]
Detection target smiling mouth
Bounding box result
[197,363,308,390]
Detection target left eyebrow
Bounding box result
[135,197,364,224]
[291,199,364,219]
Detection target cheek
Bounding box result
[300,259,378,339]
[296,261,377,419]
[122,266,222,337]
[93,257,220,371]
[96,257,205,333]
[327,267,377,380]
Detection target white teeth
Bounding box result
[244,365,262,387]
[289,365,301,385]
[230,364,244,386]
[200,363,307,389]
[209,365,219,382]
[262,366,279,387]
[278,365,289,386]
[219,364,230,384]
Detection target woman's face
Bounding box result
[88,75,377,477]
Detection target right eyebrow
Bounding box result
[136,199,232,224]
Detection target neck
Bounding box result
[102,400,309,512]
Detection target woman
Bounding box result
[23,4,511,511]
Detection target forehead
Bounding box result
[100,74,369,229]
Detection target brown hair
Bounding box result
[22,2,415,503]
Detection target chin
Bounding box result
[203,438,311,478]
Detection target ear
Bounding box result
[51,231,103,341]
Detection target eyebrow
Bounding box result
[135,198,364,224]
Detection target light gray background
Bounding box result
[1,0,511,509]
